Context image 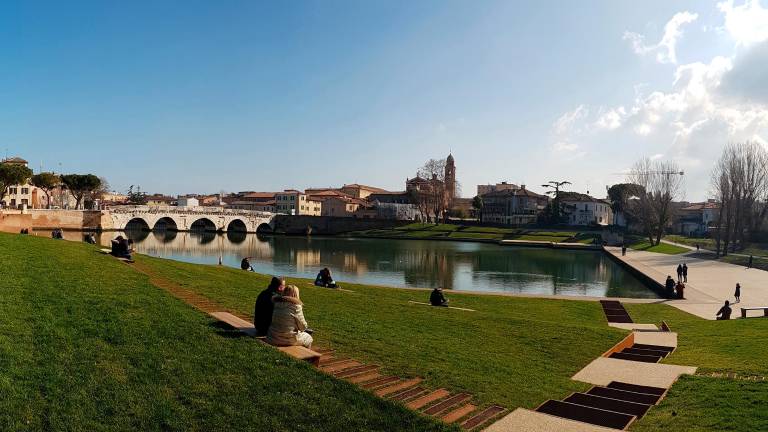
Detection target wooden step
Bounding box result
[441,403,477,423]
[320,360,361,373]
[375,378,422,397]
[632,343,675,353]
[314,348,334,355]
[587,387,662,405]
[346,371,382,384]
[361,376,400,389]
[536,399,636,430]
[564,392,651,418]
[334,364,379,378]
[606,316,634,323]
[390,386,428,402]
[460,405,507,430]
[276,346,322,366]
[623,347,670,358]
[607,381,667,396]
[609,352,662,363]
[209,311,257,336]
[424,393,472,416]
[319,357,352,367]
[318,355,337,365]
[406,389,450,410]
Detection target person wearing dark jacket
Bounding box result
[716,300,732,320]
[430,288,448,307]
[665,276,676,298]
[254,276,285,336]
[682,263,688,282]
[241,257,254,271]
[676,264,683,282]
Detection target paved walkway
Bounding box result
[605,247,768,319]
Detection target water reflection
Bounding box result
[37,230,658,298]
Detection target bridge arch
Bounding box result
[190,217,217,232]
[124,217,150,231]
[256,222,273,234]
[153,216,179,231]
[227,219,247,232]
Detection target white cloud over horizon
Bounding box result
[553,1,768,200]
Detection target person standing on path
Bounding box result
[696,244,700,252]
[682,263,688,283]
[734,283,741,303]
[748,255,753,269]
[676,264,683,283]
[621,244,627,256]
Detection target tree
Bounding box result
[472,195,483,221]
[626,158,684,246]
[710,142,768,256]
[0,163,33,203]
[607,183,642,227]
[60,174,102,209]
[30,172,60,209]
[126,185,148,205]
[540,180,571,223]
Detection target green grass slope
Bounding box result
[0,233,454,432]
[136,255,625,410]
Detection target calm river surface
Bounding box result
[91,230,658,298]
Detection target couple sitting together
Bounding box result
[254,276,313,348]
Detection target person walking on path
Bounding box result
[716,300,732,320]
[734,283,741,303]
[676,264,683,283]
[748,255,753,269]
[696,244,700,252]
[621,244,627,256]
[682,263,688,283]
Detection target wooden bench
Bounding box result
[209,312,321,365]
[741,307,768,318]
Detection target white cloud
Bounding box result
[594,107,626,130]
[650,153,664,160]
[554,141,579,152]
[624,11,699,64]
[553,105,588,135]
[718,0,768,45]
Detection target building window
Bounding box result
[290,196,295,201]
[21,188,29,194]
[9,187,17,194]
[21,199,28,205]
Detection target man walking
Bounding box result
[676,264,683,283]
[682,263,688,283]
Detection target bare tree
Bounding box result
[417,158,448,223]
[710,142,768,256]
[626,158,684,245]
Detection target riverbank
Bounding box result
[3,232,767,431]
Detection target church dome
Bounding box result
[446,153,454,163]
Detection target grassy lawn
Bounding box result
[0,233,455,432]
[135,255,625,410]
[622,303,768,431]
[628,240,689,255]
[353,223,591,244]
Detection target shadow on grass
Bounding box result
[208,321,251,339]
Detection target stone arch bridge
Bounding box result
[108,206,276,233]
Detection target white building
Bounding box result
[560,193,614,226]
[176,196,200,207]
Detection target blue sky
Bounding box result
[2,1,767,200]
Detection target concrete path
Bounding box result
[572,356,696,388]
[484,408,615,432]
[606,247,768,319]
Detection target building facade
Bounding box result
[560,193,614,226]
[274,190,321,216]
[674,200,719,235]
[480,187,548,225]
[477,181,518,197]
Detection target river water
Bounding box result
[70,229,657,298]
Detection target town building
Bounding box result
[560,192,613,226]
[146,194,177,207]
[340,184,390,199]
[477,181,518,197]
[480,186,549,225]
[320,195,370,217]
[405,153,457,206]
[0,157,41,209]
[673,200,719,236]
[228,200,275,212]
[176,196,200,207]
[274,190,321,215]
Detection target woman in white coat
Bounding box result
[267,285,313,348]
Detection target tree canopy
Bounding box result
[30,172,61,209]
[61,174,101,209]
[0,163,33,201]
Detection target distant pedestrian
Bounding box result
[621,244,627,256]
[241,257,254,272]
[748,255,753,269]
[676,264,683,282]
[734,283,741,303]
[682,263,688,283]
[696,244,700,252]
[716,300,732,320]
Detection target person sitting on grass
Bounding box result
[240,257,254,272]
[254,276,285,336]
[314,267,338,288]
[267,285,313,348]
[430,287,449,307]
[716,300,732,320]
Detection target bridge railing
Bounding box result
[106,205,275,218]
